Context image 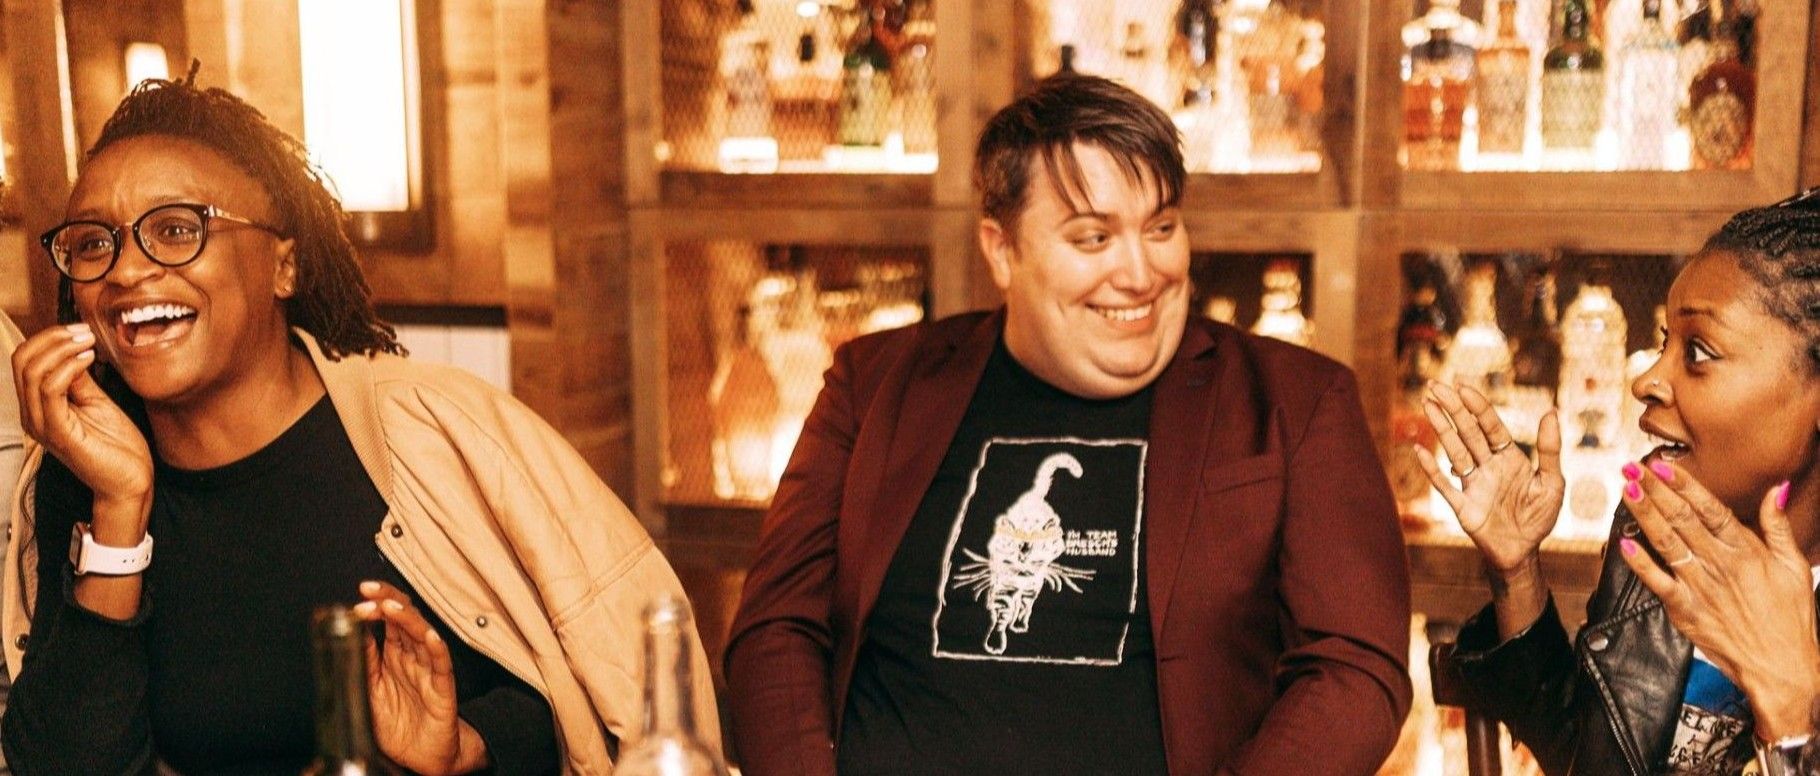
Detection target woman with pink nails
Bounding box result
[1420,188,1820,776]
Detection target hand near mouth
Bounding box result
[12,323,154,511]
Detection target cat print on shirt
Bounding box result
[949,453,1097,654]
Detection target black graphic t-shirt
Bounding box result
[839,339,1169,775]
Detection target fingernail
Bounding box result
[1777,480,1791,510]
[68,328,93,344]
[426,630,442,643]
[1624,481,1642,501]
[383,600,403,612]
[354,602,377,616]
[75,349,94,360]
[360,581,380,595]
[1621,462,1643,482]
[1649,461,1674,482]
[1620,538,1638,557]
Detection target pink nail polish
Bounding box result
[1620,538,1638,557]
[1649,461,1674,482]
[1624,481,1642,501]
[1777,481,1791,510]
[1621,462,1643,482]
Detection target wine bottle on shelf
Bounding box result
[1614,0,1680,169]
[1687,3,1754,170]
[1540,0,1605,151]
[616,596,731,776]
[837,2,894,148]
[1404,21,1474,171]
[299,606,399,776]
[1475,0,1533,156]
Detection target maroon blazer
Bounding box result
[724,310,1412,775]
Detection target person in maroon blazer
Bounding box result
[724,74,1412,776]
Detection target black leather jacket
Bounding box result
[1436,509,1820,775]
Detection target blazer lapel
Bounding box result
[1143,322,1222,640]
[851,312,1003,625]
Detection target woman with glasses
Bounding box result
[1423,189,1820,775]
[2,72,716,774]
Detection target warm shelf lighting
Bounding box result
[298,0,428,248]
[122,42,169,92]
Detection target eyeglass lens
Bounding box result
[51,205,208,281]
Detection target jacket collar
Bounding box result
[293,328,394,506]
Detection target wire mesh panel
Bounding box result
[1189,252,1316,344]
[1389,249,1685,538]
[1025,0,1328,174]
[664,242,931,506]
[1399,0,1760,172]
[661,0,938,174]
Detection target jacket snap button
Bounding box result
[475,615,489,628]
[1620,522,1640,538]
[1587,634,1610,652]
[389,524,404,538]
[13,633,26,650]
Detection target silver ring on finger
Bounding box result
[1451,463,1477,479]
[1490,440,1514,453]
[1668,552,1696,567]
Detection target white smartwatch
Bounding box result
[68,522,153,576]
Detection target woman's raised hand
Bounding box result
[1414,382,1565,574]
[12,323,152,509]
[355,581,489,776]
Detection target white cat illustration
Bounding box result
[951,452,1096,655]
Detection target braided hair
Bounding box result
[1705,187,1820,372]
[59,61,402,359]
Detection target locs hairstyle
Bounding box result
[59,60,401,360]
[973,73,1185,236]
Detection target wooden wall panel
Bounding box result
[64,0,187,153]
[5,0,76,332]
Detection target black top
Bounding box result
[1,395,559,775]
[839,340,1169,775]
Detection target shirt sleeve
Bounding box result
[1,460,157,776]
[457,669,561,776]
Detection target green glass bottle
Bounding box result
[1540,0,1605,150]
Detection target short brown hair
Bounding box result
[973,73,1184,235]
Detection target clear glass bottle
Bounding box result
[1557,268,1628,536]
[757,267,833,486]
[1251,260,1313,346]
[1540,0,1605,150]
[717,4,779,174]
[1404,23,1475,171]
[896,0,936,156]
[1237,0,1306,160]
[615,596,731,776]
[1688,11,1754,170]
[1401,0,1484,51]
[837,2,894,148]
[300,606,399,776]
[1614,0,1679,169]
[1475,0,1533,156]
[1169,0,1220,172]
[710,303,781,502]
[1440,261,1512,405]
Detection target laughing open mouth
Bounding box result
[116,303,198,348]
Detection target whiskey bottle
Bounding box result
[1475,0,1533,156]
[1251,260,1313,347]
[837,2,894,147]
[1688,9,1754,169]
[1404,23,1474,170]
[1440,261,1512,404]
[1615,0,1680,169]
[1540,0,1605,150]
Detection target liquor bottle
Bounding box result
[1615,0,1679,169]
[300,606,399,775]
[1169,0,1220,172]
[717,4,779,174]
[1404,23,1474,170]
[1118,21,1170,107]
[1509,266,1562,392]
[1392,278,1449,525]
[897,0,936,156]
[1687,8,1754,169]
[1557,267,1628,536]
[757,267,833,485]
[1400,0,1484,50]
[1237,0,1305,160]
[837,2,894,148]
[1251,260,1313,346]
[616,596,731,776]
[710,304,780,502]
[1440,261,1512,404]
[1476,0,1533,156]
[1540,0,1605,150]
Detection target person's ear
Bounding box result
[272,237,299,299]
[979,218,1016,292]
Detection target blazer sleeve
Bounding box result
[721,345,860,776]
[1223,369,1414,776]
[1436,595,1583,775]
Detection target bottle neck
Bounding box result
[1497,0,1520,38]
[310,607,381,766]
[1642,0,1662,22]
[641,617,698,739]
[1561,0,1591,42]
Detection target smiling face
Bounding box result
[65,134,298,406]
[1633,251,1820,516]
[979,142,1191,399]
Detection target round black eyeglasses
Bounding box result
[40,203,288,283]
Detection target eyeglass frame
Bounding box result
[1772,186,1820,210]
[39,203,290,283]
